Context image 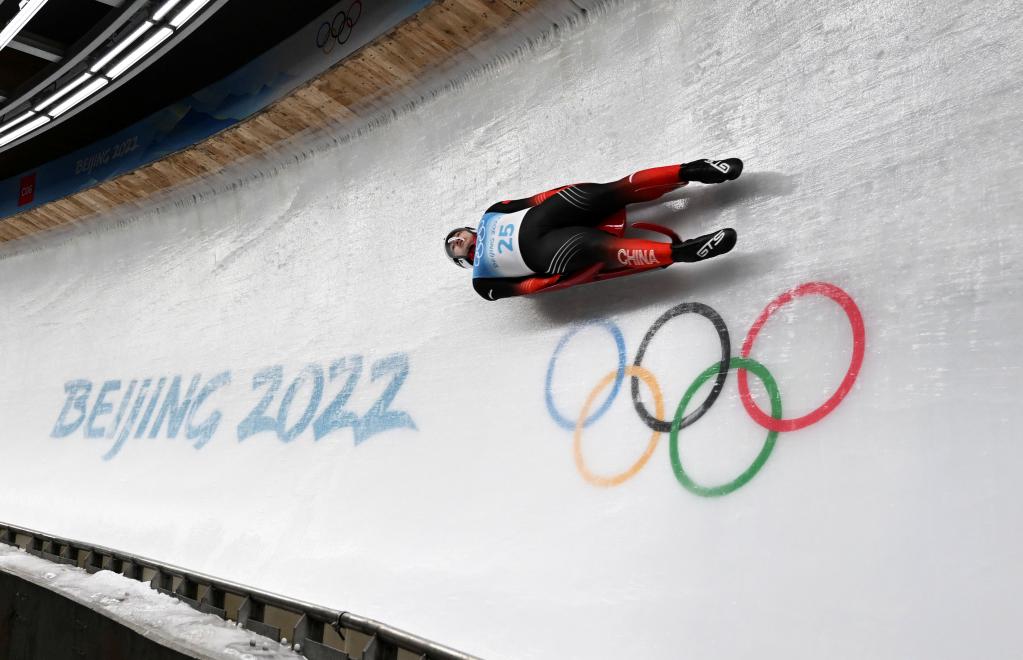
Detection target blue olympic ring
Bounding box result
[544,319,626,431]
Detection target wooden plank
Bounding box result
[0,0,552,243]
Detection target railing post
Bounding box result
[362,634,398,660]
[238,595,281,641]
[199,585,226,618]
[151,567,174,593]
[83,550,104,574]
[293,614,351,660]
[120,559,140,580]
[173,575,199,606]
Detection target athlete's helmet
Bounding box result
[445,226,477,269]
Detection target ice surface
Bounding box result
[0,0,1021,658]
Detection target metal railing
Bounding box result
[0,521,480,660]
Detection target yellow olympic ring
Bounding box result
[573,365,664,487]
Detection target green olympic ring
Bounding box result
[669,357,782,497]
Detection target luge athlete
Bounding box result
[445,158,743,300]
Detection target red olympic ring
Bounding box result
[738,282,865,432]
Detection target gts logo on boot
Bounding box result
[697,230,727,258]
[705,159,731,173]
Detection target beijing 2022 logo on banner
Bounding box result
[544,282,866,496]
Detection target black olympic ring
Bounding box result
[316,0,362,53]
[630,302,730,433]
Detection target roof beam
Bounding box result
[7,31,65,63]
[0,0,146,115]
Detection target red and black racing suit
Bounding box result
[472,164,690,300]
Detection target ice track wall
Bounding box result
[2,1,1022,658]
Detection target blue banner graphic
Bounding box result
[1,0,430,222]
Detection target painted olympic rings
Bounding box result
[738,282,865,432]
[545,319,625,430]
[544,282,866,496]
[316,0,362,53]
[631,302,730,433]
[670,357,780,497]
[575,366,663,487]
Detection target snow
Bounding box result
[0,545,302,659]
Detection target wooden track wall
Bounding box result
[0,0,550,243]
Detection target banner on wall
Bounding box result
[0,0,430,222]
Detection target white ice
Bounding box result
[0,0,1021,658]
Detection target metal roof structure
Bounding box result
[0,0,339,176]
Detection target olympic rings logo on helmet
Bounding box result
[316,0,362,54]
[544,281,866,496]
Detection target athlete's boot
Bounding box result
[679,158,743,184]
[671,228,737,263]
